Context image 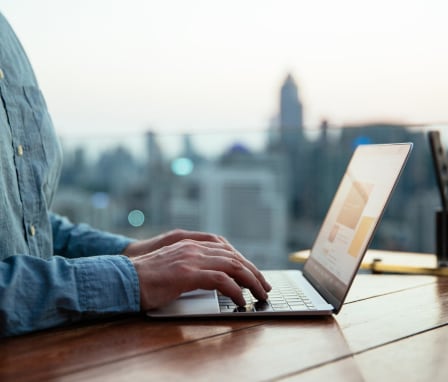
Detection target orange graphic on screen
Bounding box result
[348,216,376,257]
[336,181,374,229]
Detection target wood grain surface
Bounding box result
[1,252,447,382]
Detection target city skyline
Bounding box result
[2,0,448,138]
[55,121,437,265]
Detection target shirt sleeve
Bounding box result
[50,212,136,258]
[0,253,140,337]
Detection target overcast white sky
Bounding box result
[1,0,447,139]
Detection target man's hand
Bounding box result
[123,229,232,258]
[128,235,271,311]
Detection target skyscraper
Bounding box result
[280,73,303,134]
[278,73,305,218]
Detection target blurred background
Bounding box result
[2,0,447,267]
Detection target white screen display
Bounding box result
[304,143,412,308]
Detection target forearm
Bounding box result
[50,212,135,258]
[0,254,140,337]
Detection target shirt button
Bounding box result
[17,145,24,156]
[30,225,36,236]
[0,68,4,80]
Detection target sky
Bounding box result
[1,0,448,140]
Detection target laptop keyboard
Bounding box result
[218,273,316,313]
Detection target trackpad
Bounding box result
[147,289,220,317]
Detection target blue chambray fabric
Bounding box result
[0,12,140,337]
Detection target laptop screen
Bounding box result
[303,143,413,313]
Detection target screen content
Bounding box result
[304,144,412,304]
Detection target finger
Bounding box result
[229,251,272,293]
[174,230,228,245]
[169,239,271,294]
[193,255,269,301]
[186,269,246,306]
[210,242,271,292]
[190,241,272,293]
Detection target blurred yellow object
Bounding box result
[289,249,448,277]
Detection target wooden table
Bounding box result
[1,254,448,381]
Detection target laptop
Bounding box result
[147,143,413,318]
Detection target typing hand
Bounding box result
[130,238,271,310]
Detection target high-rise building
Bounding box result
[168,162,288,268]
[203,166,287,267]
[277,73,306,218]
[279,73,303,138]
[144,130,170,228]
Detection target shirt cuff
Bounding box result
[75,255,140,314]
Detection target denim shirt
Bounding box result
[0,13,140,337]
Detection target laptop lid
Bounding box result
[303,143,413,313]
